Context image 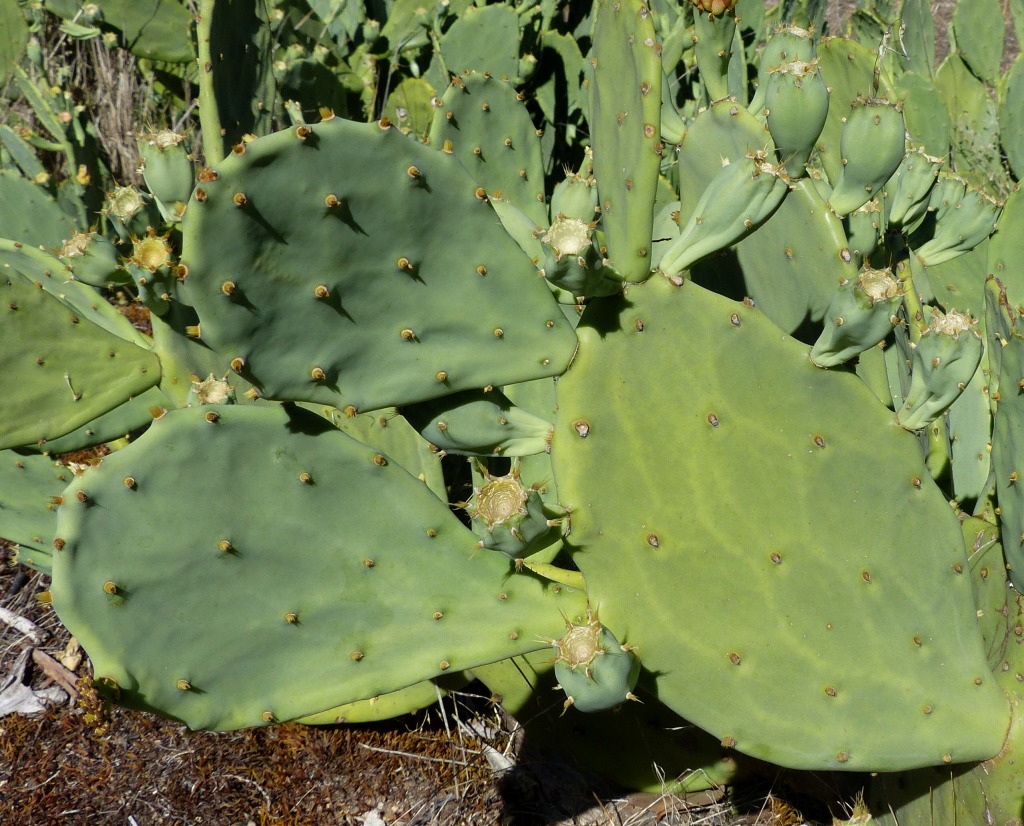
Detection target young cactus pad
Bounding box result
[179,117,577,413]
[552,275,1008,772]
[0,243,161,450]
[50,404,585,730]
[587,0,662,283]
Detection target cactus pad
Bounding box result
[552,275,1008,771]
[50,404,586,730]
[180,117,577,413]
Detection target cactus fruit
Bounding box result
[828,98,907,217]
[749,24,816,115]
[895,308,984,432]
[810,268,903,368]
[914,182,1002,268]
[764,59,829,177]
[689,0,735,15]
[659,151,790,279]
[885,146,943,232]
[467,462,563,561]
[551,609,640,713]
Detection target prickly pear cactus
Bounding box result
[5,0,1024,818]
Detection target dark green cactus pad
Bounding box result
[588,0,662,283]
[552,275,1009,771]
[50,404,586,730]
[179,117,577,414]
[999,54,1024,182]
[200,0,275,154]
[472,650,748,795]
[0,449,77,573]
[432,4,520,83]
[428,72,547,225]
[952,0,1006,85]
[42,0,193,63]
[895,71,951,159]
[0,170,76,248]
[0,247,161,450]
[984,278,1024,591]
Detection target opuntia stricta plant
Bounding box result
[3,0,1024,819]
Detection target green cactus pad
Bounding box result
[433,4,520,83]
[897,0,935,77]
[325,406,446,502]
[988,186,1024,307]
[50,404,586,730]
[895,72,951,159]
[985,278,1024,591]
[947,362,993,503]
[179,117,577,414]
[36,385,170,455]
[0,169,76,248]
[381,77,437,140]
[0,247,161,450]
[295,672,471,725]
[934,55,1002,196]
[1000,54,1024,182]
[552,275,1009,772]
[951,0,1006,85]
[588,0,663,283]
[0,449,76,572]
[428,72,546,225]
